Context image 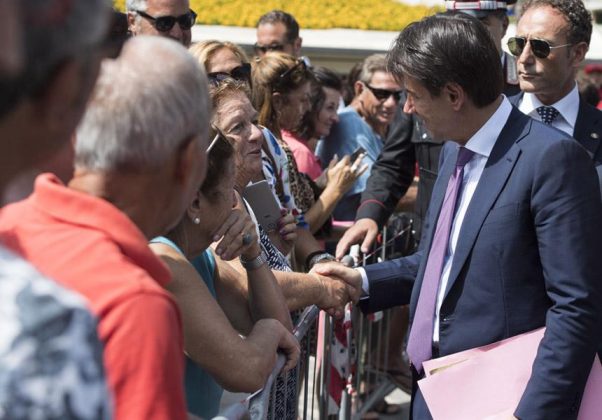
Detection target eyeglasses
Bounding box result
[207,63,252,86]
[253,42,286,55]
[364,83,403,102]
[278,57,309,82]
[207,126,229,153]
[135,9,197,32]
[507,36,572,59]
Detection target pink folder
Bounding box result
[418,328,602,419]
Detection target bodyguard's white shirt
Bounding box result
[358,96,514,343]
[518,83,579,137]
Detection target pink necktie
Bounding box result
[407,146,474,373]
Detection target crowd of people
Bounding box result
[0,0,601,420]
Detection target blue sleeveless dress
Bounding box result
[150,236,222,419]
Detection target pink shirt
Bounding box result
[281,130,322,181]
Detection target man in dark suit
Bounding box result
[336,0,521,259]
[507,0,602,194]
[315,11,602,419]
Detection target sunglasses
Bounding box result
[207,63,251,86]
[135,9,197,32]
[207,126,230,153]
[278,57,309,82]
[253,42,286,55]
[364,83,403,103]
[507,36,572,59]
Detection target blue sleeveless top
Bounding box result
[150,236,222,419]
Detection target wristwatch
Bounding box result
[240,251,267,270]
[305,251,336,271]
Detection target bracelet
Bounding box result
[240,251,267,270]
[305,251,335,271]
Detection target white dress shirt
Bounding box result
[518,83,579,137]
[358,96,514,343]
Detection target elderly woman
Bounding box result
[189,42,356,312]
[150,134,299,419]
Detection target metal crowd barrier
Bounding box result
[214,215,416,420]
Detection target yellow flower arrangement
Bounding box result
[113,0,440,31]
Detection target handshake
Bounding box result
[309,261,364,318]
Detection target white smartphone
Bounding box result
[243,180,282,232]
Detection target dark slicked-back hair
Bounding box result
[521,0,592,46]
[387,12,503,108]
[257,10,300,43]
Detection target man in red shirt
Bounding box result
[0,35,210,419]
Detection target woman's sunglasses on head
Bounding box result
[507,36,572,59]
[278,56,311,81]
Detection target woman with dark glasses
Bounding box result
[189,40,252,87]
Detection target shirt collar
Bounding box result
[31,173,171,287]
[519,83,579,130]
[464,96,513,159]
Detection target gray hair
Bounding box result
[359,54,388,84]
[76,36,210,172]
[126,0,147,12]
[0,0,110,117]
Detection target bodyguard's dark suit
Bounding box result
[509,92,602,195]
[359,107,602,419]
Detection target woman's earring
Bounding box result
[193,217,200,225]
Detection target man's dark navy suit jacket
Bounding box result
[359,107,602,420]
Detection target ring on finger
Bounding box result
[242,232,253,246]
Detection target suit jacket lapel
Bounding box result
[573,99,602,159]
[443,108,531,300]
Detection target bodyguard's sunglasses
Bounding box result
[207,63,252,86]
[364,83,403,102]
[253,42,286,55]
[135,9,197,32]
[507,36,572,59]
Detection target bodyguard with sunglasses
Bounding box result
[508,0,602,194]
[126,0,196,47]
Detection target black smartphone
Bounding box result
[349,147,366,161]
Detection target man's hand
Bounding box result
[335,217,379,260]
[308,271,350,318]
[312,261,363,305]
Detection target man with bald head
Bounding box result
[0,36,210,419]
[127,0,196,47]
